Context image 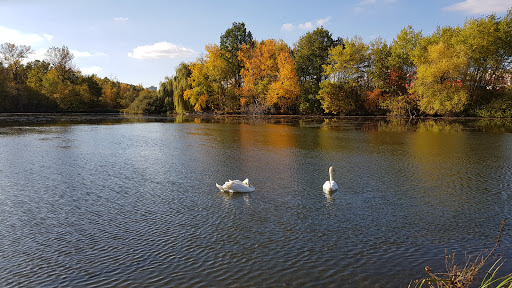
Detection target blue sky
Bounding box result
[1,0,511,88]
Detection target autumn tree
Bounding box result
[456,9,512,110]
[413,35,469,115]
[372,26,423,116]
[45,45,76,82]
[99,77,121,109]
[184,57,212,112]
[26,60,50,92]
[294,27,342,114]
[389,26,422,91]
[204,44,238,110]
[365,38,391,114]
[319,36,370,115]
[268,52,300,113]
[0,43,33,84]
[80,75,103,108]
[238,39,299,113]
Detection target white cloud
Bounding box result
[43,34,54,42]
[26,48,46,62]
[281,17,332,32]
[114,17,128,21]
[128,42,195,60]
[72,50,92,57]
[316,17,332,26]
[71,50,108,57]
[443,0,511,14]
[81,66,103,75]
[298,22,314,30]
[281,23,294,31]
[0,26,47,46]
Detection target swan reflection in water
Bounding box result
[220,190,252,206]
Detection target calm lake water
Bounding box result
[0,114,511,287]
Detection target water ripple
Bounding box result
[0,121,511,287]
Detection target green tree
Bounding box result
[389,26,422,88]
[219,21,254,87]
[0,61,16,111]
[456,10,512,109]
[125,90,163,114]
[41,68,87,111]
[377,26,423,116]
[160,62,192,114]
[23,60,56,112]
[319,36,370,115]
[98,77,121,109]
[80,75,103,109]
[26,60,50,92]
[368,38,391,91]
[294,27,342,114]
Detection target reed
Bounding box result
[410,220,512,288]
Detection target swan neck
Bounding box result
[329,167,333,182]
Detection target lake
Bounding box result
[0,114,511,287]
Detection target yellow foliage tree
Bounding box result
[267,52,300,113]
[238,39,298,112]
[319,36,370,114]
[413,41,469,115]
[184,58,211,112]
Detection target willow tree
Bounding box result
[160,62,192,114]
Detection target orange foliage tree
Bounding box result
[238,39,299,113]
[267,52,299,113]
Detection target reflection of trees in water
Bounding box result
[474,119,512,133]
[3,114,512,133]
[415,120,464,133]
[367,118,512,133]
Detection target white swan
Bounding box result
[216,178,255,193]
[323,166,338,193]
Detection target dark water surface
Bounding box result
[0,114,511,287]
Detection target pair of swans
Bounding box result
[216,166,338,193]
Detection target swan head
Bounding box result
[243,178,250,187]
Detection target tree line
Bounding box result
[1,9,511,117]
[161,10,512,117]
[0,44,159,113]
